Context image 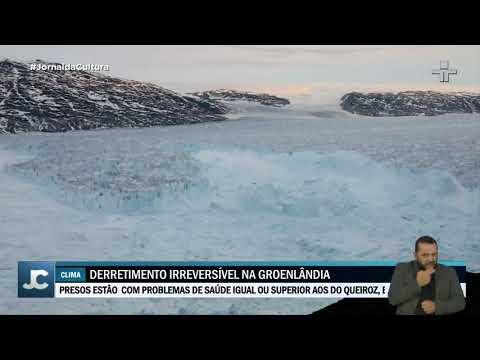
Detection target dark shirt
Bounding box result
[415,273,436,315]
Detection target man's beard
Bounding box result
[417,260,437,271]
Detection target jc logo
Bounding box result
[23,269,49,290]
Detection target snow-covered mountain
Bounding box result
[341,91,480,116]
[0,60,295,135]
[0,59,230,134]
[189,89,290,107]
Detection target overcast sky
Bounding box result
[1,45,479,101]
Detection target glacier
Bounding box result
[0,106,479,314]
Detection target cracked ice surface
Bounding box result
[0,108,479,314]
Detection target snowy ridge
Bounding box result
[189,89,290,107]
[0,59,229,134]
[341,91,480,116]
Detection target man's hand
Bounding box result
[416,267,435,287]
[421,300,436,314]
